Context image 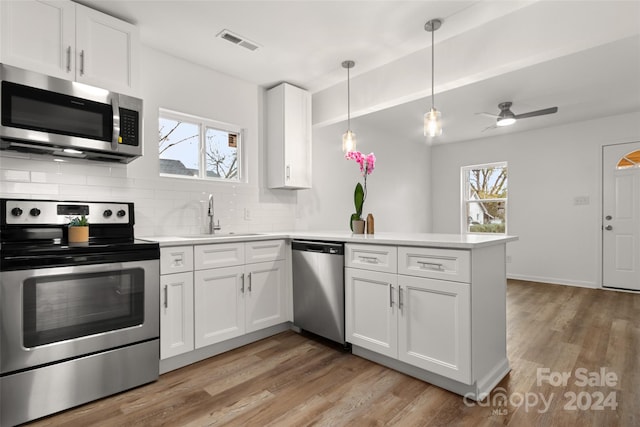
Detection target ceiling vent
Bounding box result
[217,29,260,51]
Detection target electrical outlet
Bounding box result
[244,208,251,220]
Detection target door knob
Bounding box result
[605,225,613,231]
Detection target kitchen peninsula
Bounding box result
[146,231,517,400]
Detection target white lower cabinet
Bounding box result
[194,266,245,348]
[245,260,287,332]
[194,260,286,348]
[345,243,472,385]
[397,275,471,383]
[160,271,194,359]
[345,268,397,358]
[160,240,287,361]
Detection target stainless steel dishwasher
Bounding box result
[292,240,346,345]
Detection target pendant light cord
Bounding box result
[431,26,435,110]
[347,65,351,130]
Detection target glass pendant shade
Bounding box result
[342,129,357,152]
[424,107,442,137]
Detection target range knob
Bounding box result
[117,209,126,217]
[29,208,41,217]
[11,207,23,217]
[103,209,113,217]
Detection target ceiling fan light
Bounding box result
[342,130,357,152]
[424,107,442,137]
[497,117,516,127]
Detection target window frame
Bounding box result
[460,161,508,235]
[158,108,244,183]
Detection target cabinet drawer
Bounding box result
[160,246,193,274]
[245,240,286,263]
[398,247,470,283]
[195,243,244,270]
[346,244,397,273]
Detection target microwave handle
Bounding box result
[111,96,121,150]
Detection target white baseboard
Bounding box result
[507,273,597,289]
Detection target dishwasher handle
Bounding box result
[292,240,344,255]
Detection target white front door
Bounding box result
[602,142,640,290]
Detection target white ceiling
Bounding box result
[78,0,640,144]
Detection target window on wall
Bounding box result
[158,109,242,181]
[462,162,507,234]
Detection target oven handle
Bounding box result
[111,95,121,151]
[3,258,160,277]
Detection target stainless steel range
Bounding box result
[0,199,160,426]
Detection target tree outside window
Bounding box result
[462,162,507,234]
[159,109,241,181]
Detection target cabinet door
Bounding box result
[245,260,286,333]
[1,0,75,79]
[284,85,311,188]
[397,275,471,384]
[160,272,194,359]
[194,266,245,348]
[345,268,398,358]
[75,3,139,94]
[266,83,311,189]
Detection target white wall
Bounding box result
[0,46,298,236]
[297,117,431,233]
[431,111,640,288]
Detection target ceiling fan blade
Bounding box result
[481,125,497,132]
[514,106,558,119]
[475,112,500,118]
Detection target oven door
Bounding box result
[0,259,159,374]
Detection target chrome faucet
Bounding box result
[208,194,221,234]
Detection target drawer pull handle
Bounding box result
[398,286,404,311]
[359,256,379,263]
[241,273,245,293]
[417,261,444,270]
[248,272,252,292]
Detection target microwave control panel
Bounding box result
[119,108,140,147]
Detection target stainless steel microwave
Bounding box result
[0,64,143,163]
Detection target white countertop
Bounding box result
[141,231,517,249]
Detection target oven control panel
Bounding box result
[3,200,132,226]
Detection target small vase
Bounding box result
[68,226,89,243]
[366,213,374,234]
[352,219,365,234]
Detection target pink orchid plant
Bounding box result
[345,150,376,230]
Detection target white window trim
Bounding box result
[159,108,245,183]
[461,161,508,235]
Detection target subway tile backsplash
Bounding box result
[0,152,297,237]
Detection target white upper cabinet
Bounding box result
[266,83,312,189]
[0,0,139,95]
[74,3,139,94]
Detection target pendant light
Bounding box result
[424,19,442,137]
[342,60,356,153]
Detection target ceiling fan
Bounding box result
[478,102,558,130]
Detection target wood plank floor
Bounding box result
[27,280,639,426]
